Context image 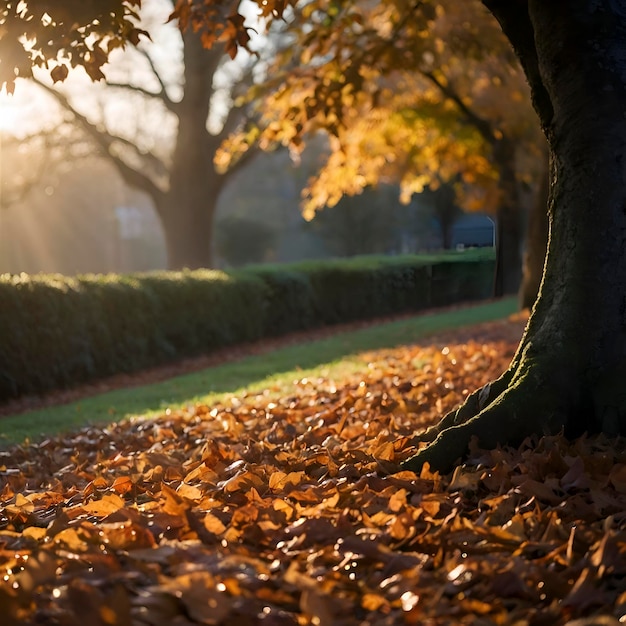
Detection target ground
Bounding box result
[1,311,625,625]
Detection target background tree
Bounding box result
[425,182,464,250]
[23,0,270,270]
[217,0,544,296]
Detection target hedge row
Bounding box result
[0,250,495,402]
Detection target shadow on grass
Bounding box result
[0,298,518,446]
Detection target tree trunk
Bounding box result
[493,137,524,296]
[157,185,220,270]
[519,146,549,309]
[156,29,226,270]
[155,142,225,269]
[402,1,626,473]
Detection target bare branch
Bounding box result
[134,46,181,114]
[104,80,171,105]
[33,78,167,201]
[0,123,88,209]
[102,132,170,180]
[421,70,496,143]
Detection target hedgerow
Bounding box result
[0,250,494,401]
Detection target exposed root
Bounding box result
[417,367,516,443]
[401,367,567,474]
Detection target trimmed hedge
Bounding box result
[0,250,494,402]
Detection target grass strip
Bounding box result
[0,297,517,446]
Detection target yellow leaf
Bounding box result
[14,493,34,511]
[82,493,125,517]
[111,476,133,495]
[176,482,203,502]
[203,512,226,535]
[372,441,395,461]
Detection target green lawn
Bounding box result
[0,298,517,447]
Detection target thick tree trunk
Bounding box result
[157,186,220,270]
[156,146,225,270]
[519,147,549,309]
[403,1,626,473]
[156,30,226,270]
[160,111,225,269]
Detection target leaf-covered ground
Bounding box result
[1,317,626,625]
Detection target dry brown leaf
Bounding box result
[1,317,625,624]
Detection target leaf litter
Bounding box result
[1,316,626,625]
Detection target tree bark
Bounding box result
[156,184,221,270]
[519,146,549,309]
[403,0,626,474]
[153,29,223,269]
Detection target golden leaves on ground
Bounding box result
[1,320,625,624]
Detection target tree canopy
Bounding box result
[189,0,543,295]
[0,1,146,90]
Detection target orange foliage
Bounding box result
[212,0,544,216]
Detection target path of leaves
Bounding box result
[1,317,626,625]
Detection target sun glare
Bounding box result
[0,83,56,137]
[0,94,22,132]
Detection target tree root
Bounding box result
[401,366,567,474]
[417,367,516,443]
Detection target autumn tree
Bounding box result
[216,0,544,296]
[425,181,463,250]
[6,0,268,270]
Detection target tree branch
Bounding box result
[134,46,181,114]
[0,123,91,209]
[421,70,496,143]
[104,80,176,110]
[33,79,167,201]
